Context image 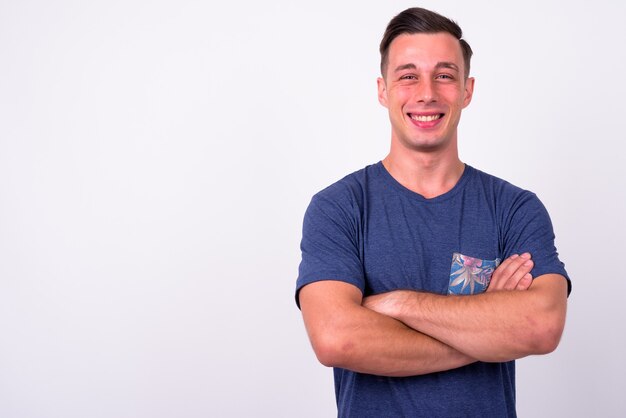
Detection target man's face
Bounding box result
[377,32,474,153]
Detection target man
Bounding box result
[295,7,570,418]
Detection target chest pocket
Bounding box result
[448,252,500,295]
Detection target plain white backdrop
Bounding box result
[1,0,624,417]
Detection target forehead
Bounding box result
[387,32,464,72]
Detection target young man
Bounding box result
[296,7,570,417]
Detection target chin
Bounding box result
[403,138,448,152]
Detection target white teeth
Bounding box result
[410,114,442,122]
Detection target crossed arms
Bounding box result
[299,253,568,377]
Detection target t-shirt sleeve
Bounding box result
[295,191,365,308]
[501,191,571,295]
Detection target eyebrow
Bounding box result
[393,61,460,73]
[394,63,417,73]
[435,62,460,72]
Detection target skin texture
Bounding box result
[300,280,475,377]
[299,32,568,376]
[362,261,568,362]
[299,254,540,376]
[377,33,474,198]
[378,33,474,156]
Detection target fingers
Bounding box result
[502,254,533,290]
[515,273,533,290]
[487,253,534,292]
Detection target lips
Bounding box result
[410,113,443,121]
[408,112,445,128]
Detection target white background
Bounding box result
[1,0,624,417]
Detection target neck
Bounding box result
[382,146,464,199]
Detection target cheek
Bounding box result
[389,86,413,104]
[438,84,464,100]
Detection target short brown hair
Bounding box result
[379,7,473,78]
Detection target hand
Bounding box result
[364,253,534,318]
[487,253,534,292]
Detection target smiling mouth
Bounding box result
[409,113,444,122]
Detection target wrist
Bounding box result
[395,290,421,323]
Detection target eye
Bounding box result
[400,74,417,80]
[436,74,454,80]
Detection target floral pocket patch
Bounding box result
[448,253,500,295]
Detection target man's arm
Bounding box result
[299,253,535,376]
[299,280,475,377]
[363,269,568,363]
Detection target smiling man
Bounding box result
[295,7,570,418]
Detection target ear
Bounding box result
[462,77,475,108]
[377,77,388,108]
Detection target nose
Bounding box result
[416,79,436,103]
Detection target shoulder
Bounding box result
[309,162,380,211]
[303,163,383,238]
[470,169,570,287]
[470,167,560,243]
[469,166,540,208]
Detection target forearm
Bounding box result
[315,306,474,376]
[382,275,568,362]
[300,281,475,377]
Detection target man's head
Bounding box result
[376,8,475,155]
[380,8,473,80]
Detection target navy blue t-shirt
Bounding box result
[296,162,570,417]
